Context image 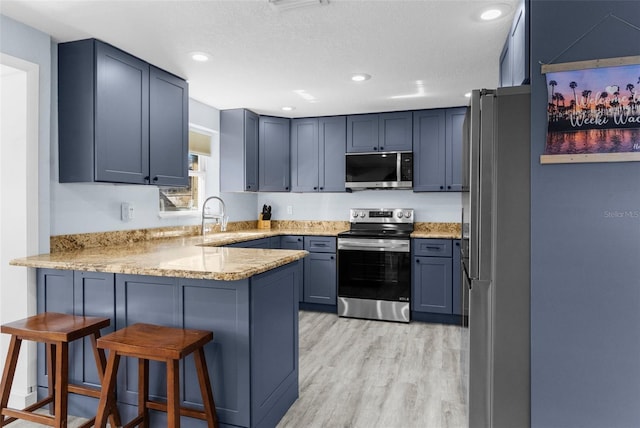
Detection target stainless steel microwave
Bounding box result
[345,151,413,190]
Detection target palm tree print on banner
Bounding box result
[544,63,640,155]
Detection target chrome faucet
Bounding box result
[202,196,227,237]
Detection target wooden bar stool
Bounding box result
[0,312,121,428]
[95,323,219,428]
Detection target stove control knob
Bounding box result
[404,211,412,218]
[359,211,366,218]
[396,211,404,218]
[352,211,359,218]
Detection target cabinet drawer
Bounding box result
[280,235,304,250]
[413,239,452,257]
[304,236,336,253]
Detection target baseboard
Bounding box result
[7,388,37,409]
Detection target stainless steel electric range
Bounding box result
[337,208,414,323]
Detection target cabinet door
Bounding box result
[452,240,462,316]
[115,275,179,406]
[220,109,259,192]
[37,269,74,388]
[291,118,319,192]
[259,116,290,191]
[95,41,149,184]
[510,3,527,86]
[499,42,512,88]
[379,111,412,152]
[445,107,466,191]
[245,110,260,191]
[72,271,116,388]
[319,116,347,192]
[413,109,446,191]
[346,114,379,153]
[412,256,453,314]
[149,66,188,186]
[303,253,337,305]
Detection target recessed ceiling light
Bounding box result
[480,8,502,20]
[465,92,472,98]
[351,73,371,82]
[281,106,295,111]
[190,52,210,62]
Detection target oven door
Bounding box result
[337,238,411,320]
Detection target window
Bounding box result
[159,126,212,215]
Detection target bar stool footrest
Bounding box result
[2,408,56,426]
[145,399,209,421]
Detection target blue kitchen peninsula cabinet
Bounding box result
[58,39,188,186]
[220,109,260,192]
[346,111,412,153]
[259,116,291,192]
[290,116,346,192]
[413,107,465,192]
[36,262,302,428]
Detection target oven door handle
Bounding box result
[338,241,410,252]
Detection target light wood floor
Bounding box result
[277,311,468,428]
[8,311,468,428]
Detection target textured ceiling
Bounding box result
[0,0,518,117]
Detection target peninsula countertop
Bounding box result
[10,235,308,281]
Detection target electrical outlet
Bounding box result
[286,205,293,215]
[121,202,134,221]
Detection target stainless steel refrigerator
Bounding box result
[461,85,531,428]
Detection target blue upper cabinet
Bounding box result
[413,109,446,191]
[499,0,529,87]
[291,118,320,192]
[445,107,466,191]
[319,116,347,192]
[347,112,412,153]
[379,111,413,151]
[220,109,259,192]
[58,39,188,186]
[149,66,189,186]
[291,116,346,192]
[413,107,464,192]
[259,116,291,192]
[346,114,379,152]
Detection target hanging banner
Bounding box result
[540,56,640,164]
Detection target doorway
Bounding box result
[0,53,39,408]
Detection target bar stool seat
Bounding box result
[0,312,121,428]
[95,323,219,428]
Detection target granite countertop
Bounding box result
[11,223,461,281]
[10,235,308,281]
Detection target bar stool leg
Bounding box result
[0,336,22,427]
[138,358,149,428]
[46,343,56,415]
[95,350,120,428]
[166,359,180,428]
[193,348,219,428]
[90,332,121,428]
[54,342,69,428]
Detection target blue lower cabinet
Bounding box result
[412,256,453,314]
[303,253,337,305]
[36,270,118,417]
[411,239,462,324]
[36,262,301,428]
[452,240,462,316]
[301,236,337,311]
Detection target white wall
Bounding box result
[0,14,47,407]
[257,190,461,222]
